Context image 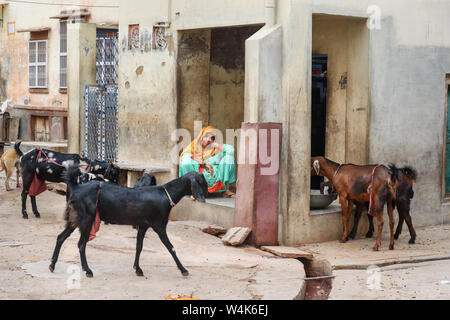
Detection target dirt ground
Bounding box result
[300,222,450,300]
[0,179,304,300]
[2,173,450,300]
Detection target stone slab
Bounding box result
[222,227,251,246]
[260,246,314,259]
[202,224,227,236]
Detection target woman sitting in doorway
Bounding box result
[179,126,236,198]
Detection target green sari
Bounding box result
[179,144,236,193]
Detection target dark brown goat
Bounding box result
[311,156,398,251]
[348,166,417,244]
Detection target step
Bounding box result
[10,140,68,153]
[170,196,235,229]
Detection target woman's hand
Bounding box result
[210,142,223,152]
[205,163,214,176]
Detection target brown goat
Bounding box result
[311,156,398,251]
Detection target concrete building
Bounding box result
[0,0,118,150]
[3,0,449,246]
[114,0,450,246]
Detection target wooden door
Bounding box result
[35,116,50,142]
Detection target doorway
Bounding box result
[311,54,328,190]
[311,14,370,170]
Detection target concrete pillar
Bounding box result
[244,25,282,123]
[67,23,97,154]
[234,122,282,246]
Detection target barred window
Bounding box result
[29,40,47,88]
[59,20,67,89]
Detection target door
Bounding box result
[445,87,450,194]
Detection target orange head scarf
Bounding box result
[180,126,218,163]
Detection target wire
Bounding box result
[4,0,119,8]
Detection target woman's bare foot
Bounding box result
[223,190,235,198]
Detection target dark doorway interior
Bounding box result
[311,54,328,190]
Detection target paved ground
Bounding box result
[300,224,450,299]
[0,181,304,300]
[2,171,450,300]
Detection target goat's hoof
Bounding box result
[394,233,400,240]
[389,244,394,250]
[408,238,415,244]
[372,246,379,251]
[85,271,93,278]
[135,269,144,277]
[22,213,29,219]
[49,265,55,272]
[339,239,347,243]
[366,232,373,238]
[182,270,189,277]
[34,212,41,218]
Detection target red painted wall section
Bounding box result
[234,122,282,246]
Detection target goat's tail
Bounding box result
[14,140,23,157]
[64,165,81,186]
[388,163,399,185]
[387,164,399,204]
[64,204,79,227]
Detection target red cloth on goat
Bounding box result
[29,174,47,197]
[88,209,101,241]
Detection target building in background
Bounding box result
[115,0,450,245]
[0,0,118,151]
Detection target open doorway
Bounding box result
[311,54,328,190]
[310,14,370,187]
[176,25,263,197]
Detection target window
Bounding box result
[59,20,67,89]
[7,22,15,35]
[29,40,47,88]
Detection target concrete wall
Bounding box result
[177,29,211,139]
[244,24,283,123]
[209,26,262,135]
[118,0,178,182]
[67,23,96,153]
[275,0,450,245]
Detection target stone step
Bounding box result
[170,196,235,229]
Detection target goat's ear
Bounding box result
[190,174,206,203]
[313,160,320,175]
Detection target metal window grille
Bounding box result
[59,20,67,89]
[29,40,47,88]
[84,85,118,162]
[96,28,118,85]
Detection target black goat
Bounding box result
[49,166,208,278]
[18,145,120,219]
[134,173,157,188]
[348,166,418,244]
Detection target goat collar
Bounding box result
[332,165,342,181]
[163,187,176,207]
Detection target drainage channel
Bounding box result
[298,258,334,300]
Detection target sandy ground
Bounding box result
[0,179,304,300]
[300,221,450,299]
[330,260,450,300]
